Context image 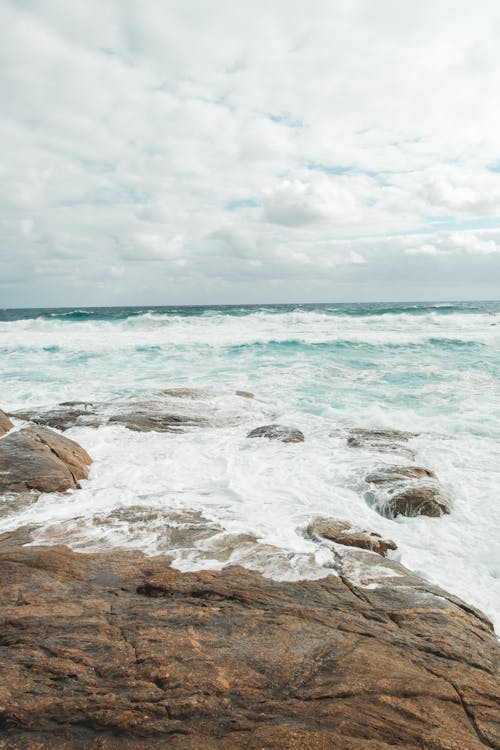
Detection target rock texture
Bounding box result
[0,425,91,494]
[0,530,498,750]
[0,409,13,437]
[10,387,253,433]
[12,402,207,433]
[247,424,305,443]
[348,429,417,460]
[307,518,397,556]
[365,464,451,518]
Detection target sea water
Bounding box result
[1,301,499,631]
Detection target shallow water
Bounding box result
[1,301,499,631]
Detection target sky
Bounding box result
[1,0,500,307]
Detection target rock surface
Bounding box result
[247,424,305,443]
[10,387,253,433]
[307,518,397,556]
[0,409,13,437]
[0,530,498,749]
[12,402,207,433]
[0,425,92,494]
[365,465,437,483]
[348,429,417,460]
[365,464,451,518]
[384,485,451,518]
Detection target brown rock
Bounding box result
[385,486,451,518]
[0,408,14,437]
[0,426,91,494]
[307,518,397,556]
[0,531,498,749]
[247,424,305,443]
[365,465,450,518]
[235,390,254,398]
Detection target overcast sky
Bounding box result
[1,0,500,307]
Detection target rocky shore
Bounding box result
[0,529,499,750]
[0,401,499,748]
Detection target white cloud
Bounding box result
[1,0,500,304]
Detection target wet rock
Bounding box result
[235,390,254,398]
[365,464,450,518]
[0,530,498,749]
[365,465,436,483]
[247,424,305,443]
[384,486,451,518]
[13,404,100,431]
[13,402,207,433]
[108,412,206,432]
[157,388,207,399]
[307,518,397,556]
[0,408,13,436]
[348,428,417,460]
[0,426,91,494]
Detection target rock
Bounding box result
[157,388,207,399]
[235,390,254,398]
[108,412,206,432]
[0,408,13,436]
[347,428,417,460]
[307,518,397,556]
[365,464,450,518]
[12,402,207,433]
[13,404,100,431]
[247,424,305,443]
[0,426,92,494]
[384,486,451,518]
[365,465,436,483]
[0,530,498,749]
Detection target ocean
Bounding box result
[1,300,499,631]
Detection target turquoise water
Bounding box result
[1,300,499,630]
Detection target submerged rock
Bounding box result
[12,401,208,433]
[0,530,498,749]
[0,425,91,494]
[307,518,397,556]
[11,388,255,434]
[365,464,436,483]
[348,428,417,460]
[0,408,13,436]
[247,424,305,443]
[108,411,206,432]
[13,404,100,431]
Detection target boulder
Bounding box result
[0,530,498,749]
[307,518,397,556]
[347,428,417,460]
[247,424,305,443]
[384,486,451,518]
[0,408,13,437]
[0,425,91,494]
[365,464,451,518]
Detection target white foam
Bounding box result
[1,307,499,634]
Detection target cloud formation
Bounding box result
[1,0,500,305]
